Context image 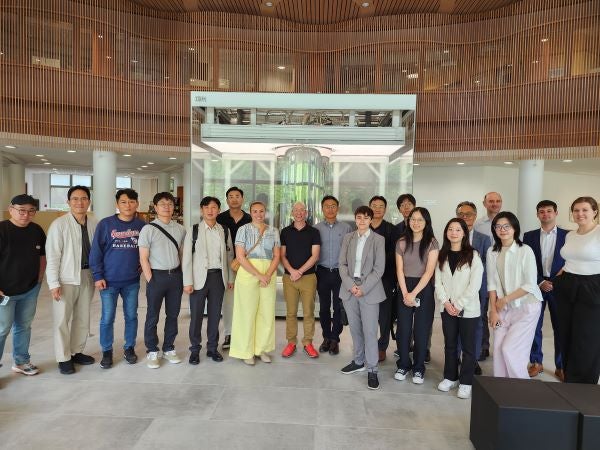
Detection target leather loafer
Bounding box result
[189,352,200,365]
[58,360,75,375]
[207,350,223,362]
[71,353,95,365]
[329,341,339,355]
[555,368,565,382]
[319,339,330,353]
[528,362,543,378]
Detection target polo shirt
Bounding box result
[280,223,321,275]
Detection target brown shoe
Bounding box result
[555,368,565,382]
[329,341,339,355]
[378,350,386,362]
[319,339,330,353]
[528,362,543,378]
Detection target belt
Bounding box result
[152,266,182,274]
[207,268,222,274]
[81,265,90,270]
[318,265,338,272]
[353,277,363,286]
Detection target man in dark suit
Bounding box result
[456,201,492,374]
[523,200,567,381]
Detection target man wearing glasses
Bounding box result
[139,192,186,369]
[0,195,46,376]
[45,186,97,375]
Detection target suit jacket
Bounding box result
[182,221,234,290]
[472,229,492,297]
[434,252,484,318]
[523,227,567,284]
[338,231,386,305]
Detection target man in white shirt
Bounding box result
[473,192,502,239]
[46,186,97,375]
[522,200,567,380]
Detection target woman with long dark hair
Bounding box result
[394,207,439,384]
[435,218,483,399]
[487,211,542,379]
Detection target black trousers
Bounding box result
[441,311,479,385]
[396,277,434,374]
[378,277,398,351]
[189,271,225,353]
[144,270,183,352]
[316,266,343,342]
[555,272,600,384]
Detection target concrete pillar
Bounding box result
[157,172,170,193]
[518,160,544,232]
[93,150,117,219]
[8,163,25,198]
[0,153,5,208]
[183,162,192,227]
[171,172,183,194]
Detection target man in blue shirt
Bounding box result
[314,196,352,355]
[90,189,146,369]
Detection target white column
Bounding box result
[518,160,544,232]
[0,153,5,208]
[8,163,25,198]
[171,172,183,194]
[157,172,170,193]
[93,150,117,220]
[183,162,192,227]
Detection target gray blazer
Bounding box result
[338,231,387,305]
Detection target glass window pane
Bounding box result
[116,176,132,189]
[50,187,70,210]
[50,174,71,186]
[72,175,92,187]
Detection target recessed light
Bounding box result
[106,55,112,59]
[43,162,51,165]
[137,168,142,170]
[443,83,449,86]
[277,65,286,70]
[130,172,135,175]
[98,34,103,39]
[123,154,131,157]
[168,157,177,160]
[188,47,195,51]
[541,38,549,42]
[164,76,169,80]
[504,161,514,165]
[507,64,513,67]
[443,49,449,54]
[457,162,465,165]
[130,59,138,64]
[67,150,76,153]
[147,162,154,165]
[124,176,130,178]
[562,159,572,163]
[0,51,4,56]
[532,60,539,64]
[475,80,481,84]
[52,168,57,171]
[361,2,370,7]
[265,1,273,6]
[35,154,44,157]
[413,163,420,166]
[141,165,147,168]
[40,159,48,162]
[4,145,16,149]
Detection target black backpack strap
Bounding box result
[192,223,199,254]
[223,225,230,251]
[148,222,179,251]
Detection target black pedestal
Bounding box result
[470,376,579,450]
[548,382,600,450]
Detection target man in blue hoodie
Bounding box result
[90,189,146,369]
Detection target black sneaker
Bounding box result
[58,360,75,375]
[100,350,113,369]
[124,347,137,364]
[341,361,366,374]
[72,353,95,365]
[425,350,431,364]
[222,335,231,350]
[393,349,400,358]
[367,372,380,390]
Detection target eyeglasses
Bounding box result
[11,206,37,215]
[156,202,174,208]
[409,217,425,223]
[494,224,512,231]
[457,212,476,218]
[323,204,338,209]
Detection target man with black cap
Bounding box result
[0,195,46,376]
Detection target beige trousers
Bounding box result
[53,269,95,362]
[283,273,317,346]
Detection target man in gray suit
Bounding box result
[338,206,386,390]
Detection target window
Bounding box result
[50,174,94,210]
[116,176,132,189]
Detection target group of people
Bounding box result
[0,186,599,397]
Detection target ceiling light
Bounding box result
[168,157,177,160]
[413,163,420,166]
[147,162,154,165]
[164,76,169,79]
[277,65,286,70]
[67,150,76,153]
[35,154,44,157]
[475,80,481,84]
[137,168,142,170]
[504,161,514,165]
[106,56,112,59]
[443,49,449,54]
[443,83,449,86]
[402,69,407,73]
[541,38,549,42]
[0,51,4,56]
[98,34,103,39]
[43,162,51,165]
[562,159,572,163]
[130,172,135,175]
[130,59,138,64]
[457,162,465,165]
[361,2,370,7]
[507,64,513,67]
[4,145,16,149]
[124,175,130,178]
[265,1,273,6]
[123,154,131,157]
[141,165,148,168]
[532,60,539,64]
[52,168,57,171]
[40,159,48,162]
[188,47,195,51]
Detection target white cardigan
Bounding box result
[486,241,543,308]
[45,213,98,290]
[435,252,484,318]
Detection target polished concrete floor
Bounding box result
[0,283,561,450]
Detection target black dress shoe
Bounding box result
[59,360,75,375]
[100,350,113,369]
[319,339,330,353]
[367,372,380,390]
[72,353,95,365]
[189,352,200,365]
[207,350,223,362]
[329,341,339,355]
[478,349,490,361]
[474,362,482,376]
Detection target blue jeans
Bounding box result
[0,283,42,365]
[99,282,140,352]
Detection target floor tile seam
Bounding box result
[206,384,227,420]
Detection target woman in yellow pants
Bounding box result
[229,201,281,365]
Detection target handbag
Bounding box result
[231,226,265,272]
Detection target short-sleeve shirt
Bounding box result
[0,220,46,295]
[280,224,322,274]
[138,219,186,270]
[217,210,251,243]
[396,237,439,278]
[235,223,280,260]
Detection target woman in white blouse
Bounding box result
[487,211,542,379]
[435,218,483,399]
[555,196,600,384]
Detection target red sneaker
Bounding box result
[304,343,319,358]
[281,343,297,358]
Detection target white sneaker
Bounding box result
[259,353,272,363]
[412,371,424,384]
[437,379,459,392]
[394,368,408,381]
[162,350,181,364]
[146,351,160,369]
[457,384,472,399]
